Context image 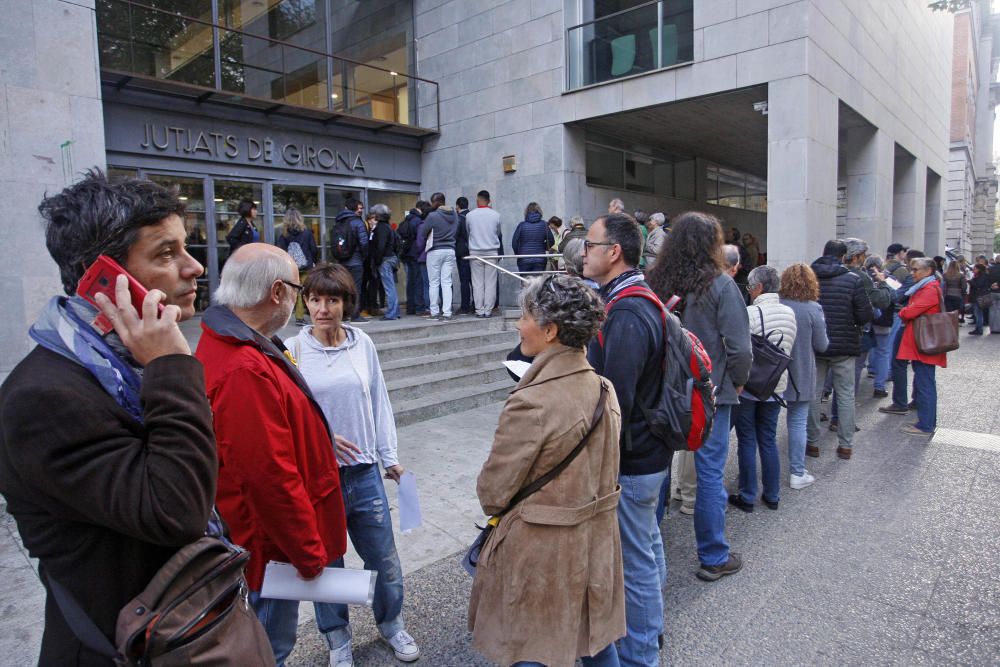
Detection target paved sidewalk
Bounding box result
[2,331,999,665]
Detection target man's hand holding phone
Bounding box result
[93,274,191,365]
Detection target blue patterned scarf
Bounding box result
[29,296,144,423]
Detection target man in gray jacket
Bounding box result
[419,192,459,320]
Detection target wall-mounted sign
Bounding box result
[102,103,422,183]
[138,124,366,172]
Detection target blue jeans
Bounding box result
[249,593,299,666]
[735,397,781,505]
[379,256,400,319]
[315,464,405,647]
[513,642,620,667]
[694,404,732,567]
[457,255,472,311]
[344,262,364,318]
[617,470,667,667]
[972,302,985,332]
[403,258,424,313]
[891,318,910,407]
[911,361,937,432]
[785,400,810,476]
[654,465,672,525]
[871,332,892,390]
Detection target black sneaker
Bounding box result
[878,403,909,415]
[350,315,369,323]
[761,496,779,510]
[727,494,753,513]
[908,401,917,410]
[696,553,743,582]
[873,389,888,398]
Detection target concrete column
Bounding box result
[844,125,894,255]
[924,171,944,256]
[0,0,106,378]
[766,76,838,269]
[891,154,927,250]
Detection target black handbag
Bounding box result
[744,306,793,405]
[462,381,608,575]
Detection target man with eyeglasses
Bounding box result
[584,214,670,667]
[196,243,348,665]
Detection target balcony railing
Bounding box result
[566,0,693,90]
[96,0,439,135]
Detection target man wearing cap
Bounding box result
[884,244,910,282]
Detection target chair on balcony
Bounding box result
[609,34,637,77]
[649,24,679,68]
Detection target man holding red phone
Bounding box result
[0,170,223,665]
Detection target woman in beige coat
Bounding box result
[469,274,626,667]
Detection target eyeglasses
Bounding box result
[583,240,616,253]
[281,279,303,292]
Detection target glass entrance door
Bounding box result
[213,180,264,276]
[273,184,321,251]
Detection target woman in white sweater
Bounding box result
[285,263,420,667]
[729,265,797,513]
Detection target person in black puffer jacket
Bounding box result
[512,202,554,274]
[807,240,873,461]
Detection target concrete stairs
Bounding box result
[366,315,520,427]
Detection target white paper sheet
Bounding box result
[260,561,375,605]
[503,359,531,380]
[884,276,902,291]
[397,471,423,533]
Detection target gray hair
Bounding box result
[608,198,624,213]
[562,237,585,276]
[370,203,391,219]
[747,265,781,294]
[519,274,605,348]
[910,257,936,272]
[649,212,666,227]
[569,215,585,228]
[844,237,869,260]
[214,251,293,308]
[864,254,884,270]
[722,244,741,269]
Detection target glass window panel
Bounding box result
[653,161,673,197]
[323,187,364,262]
[625,154,655,194]
[674,160,696,200]
[586,144,625,189]
[273,185,320,240]
[145,174,211,311]
[214,180,263,270]
[268,0,317,40]
[219,30,283,99]
[107,166,139,182]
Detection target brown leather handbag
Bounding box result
[912,284,959,355]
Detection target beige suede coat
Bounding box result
[469,345,626,667]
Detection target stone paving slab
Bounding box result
[2,330,999,666]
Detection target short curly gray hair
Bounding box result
[519,274,605,348]
[747,265,781,294]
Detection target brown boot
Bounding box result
[836,446,852,460]
[806,444,820,458]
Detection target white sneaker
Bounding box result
[790,472,815,490]
[329,640,353,667]
[384,630,420,662]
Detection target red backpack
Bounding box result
[598,286,715,452]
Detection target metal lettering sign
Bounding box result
[138,124,366,172]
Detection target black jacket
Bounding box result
[226,217,258,252]
[811,256,874,357]
[397,209,423,261]
[370,221,398,267]
[0,349,217,665]
[587,275,670,476]
[277,227,318,269]
[456,208,470,258]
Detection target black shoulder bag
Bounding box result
[462,381,609,575]
[744,306,793,406]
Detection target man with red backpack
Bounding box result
[585,213,669,667]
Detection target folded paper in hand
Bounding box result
[260,561,375,606]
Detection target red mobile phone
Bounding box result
[77,255,164,334]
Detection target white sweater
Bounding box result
[747,292,798,396]
[285,325,398,469]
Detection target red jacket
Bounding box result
[195,306,346,590]
[897,281,948,368]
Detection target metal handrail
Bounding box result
[567,0,660,32]
[464,254,565,284]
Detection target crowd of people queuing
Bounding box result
[0,170,996,667]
